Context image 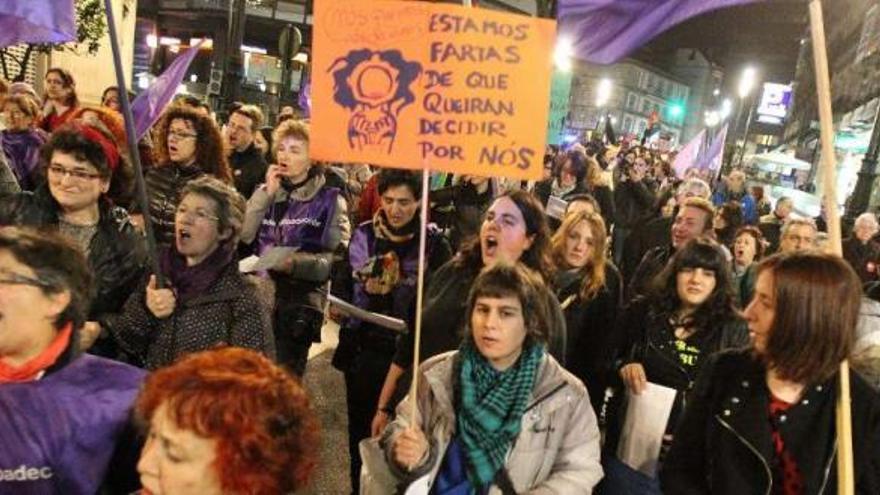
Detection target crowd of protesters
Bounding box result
[1,68,880,495]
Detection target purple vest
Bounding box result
[1,130,46,191]
[256,187,340,255]
[0,355,145,494]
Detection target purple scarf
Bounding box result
[159,244,234,303]
[1,129,46,191]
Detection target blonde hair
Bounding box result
[551,211,608,301]
[272,119,309,155]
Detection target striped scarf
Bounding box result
[456,340,544,489]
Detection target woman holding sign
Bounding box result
[241,119,350,376]
[661,252,880,494]
[383,263,603,493]
[606,238,748,492]
[373,190,567,436]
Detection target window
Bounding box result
[623,116,634,133]
[627,93,638,110]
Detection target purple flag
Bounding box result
[298,79,311,118]
[697,123,728,178]
[672,129,705,179]
[130,42,203,141]
[0,0,76,48]
[558,0,762,65]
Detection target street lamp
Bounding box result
[553,35,574,72]
[720,98,733,120]
[594,78,613,134]
[730,66,759,168]
[738,67,757,98]
[705,110,720,128]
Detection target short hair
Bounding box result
[780,217,817,237]
[100,86,119,104]
[272,119,309,155]
[3,94,39,119]
[775,196,793,209]
[0,226,93,330]
[564,193,600,215]
[734,226,766,260]
[231,104,264,132]
[466,262,551,348]
[681,196,715,231]
[677,178,712,200]
[551,211,608,301]
[756,252,861,383]
[155,106,232,183]
[854,212,878,230]
[376,168,421,198]
[718,201,744,231]
[40,124,112,178]
[728,169,746,180]
[44,68,78,107]
[135,348,318,494]
[181,176,246,245]
[71,106,127,148]
[561,150,588,185]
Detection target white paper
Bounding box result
[328,294,408,333]
[404,474,431,494]
[238,247,300,273]
[616,382,677,477]
[546,195,568,220]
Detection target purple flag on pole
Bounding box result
[130,42,203,141]
[697,123,728,181]
[672,129,706,179]
[558,0,762,65]
[298,79,311,118]
[0,0,76,48]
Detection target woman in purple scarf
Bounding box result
[1,94,47,191]
[93,176,273,370]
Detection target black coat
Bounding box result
[614,180,655,230]
[843,236,880,285]
[229,143,268,200]
[138,163,204,246]
[555,263,622,413]
[0,186,147,320]
[621,215,672,285]
[105,261,273,370]
[661,349,880,495]
[627,244,674,300]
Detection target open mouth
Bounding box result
[177,228,192,242]
[484,235,498,256]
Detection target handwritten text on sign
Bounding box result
[310,0,556,180]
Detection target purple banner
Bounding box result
[0,0,76,48]
[130,42,203,141]
[558,0,762,65]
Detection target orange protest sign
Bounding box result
[310,0,556,180]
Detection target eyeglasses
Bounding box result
[48,165,103,181]
[175,206,219,223]
[0,269,53,289]
[168,130,198,141]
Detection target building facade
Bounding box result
[567,58,691,147]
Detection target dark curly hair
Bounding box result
[649,237,740,333]
[40,123,134,206]
[454,189,555,283]
[154,105,232,183]
[136,347,319,494]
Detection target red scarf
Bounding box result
[0,323,73,383]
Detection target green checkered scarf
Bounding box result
[456,340,544,489]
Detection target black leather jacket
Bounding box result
[0,185,147,320]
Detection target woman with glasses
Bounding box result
[1,94,47,191]
[39,68,79,133]
[0,123,146,360]
[135,105,231,245]
[0,227,146,494]
[100,176,272,370]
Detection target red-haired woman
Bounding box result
[136,347,318,495]
[39,68,79,132]
[662,252,880,493]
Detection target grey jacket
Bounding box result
[382,351,603,494]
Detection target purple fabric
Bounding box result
[558,0,762,65]
[0,355,145,494]
[672,129,705,179]
[0,0,76,48]
[159,244,235,303]
[0,130,46,191]
[256,187,340,255]
[696,123,728,174]
[130,42,203,141]
[298,79,311,118]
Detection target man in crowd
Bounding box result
[226,104,268,200]
[740,217,818,304]
[712,169,757,224]
[758,196,793,253]
[627,196,715,298]
[844,213,880,285]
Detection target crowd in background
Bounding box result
[1,68,880,495]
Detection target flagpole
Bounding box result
[808,2,852,494]
[102,0,165,286]
[408,166,431,427]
